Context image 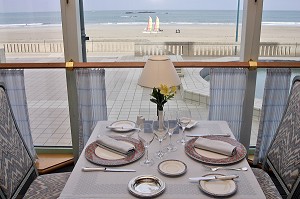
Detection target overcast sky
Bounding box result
[0,0,299,13]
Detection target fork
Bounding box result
[207,166,248,171]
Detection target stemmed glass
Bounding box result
[138,122,155,166]
[153,116,169,159]
[176,108,191,144]
[163,110,178,152]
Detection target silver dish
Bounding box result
[128,175,166,198]
[158,159,187,177]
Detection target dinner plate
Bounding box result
[85,136,145,166]
[185,136,247,165]
[158,159,187,177]
[128,175,166,198]
[198,174,237,197]
[186,120,198,129]
[109,120,136,132]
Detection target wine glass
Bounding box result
[138,122,155,166]
[152,116,169,159]
[176,108,191,144]
[163,110,178,152]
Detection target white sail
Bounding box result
[146,16,153,32]
[154,16,160,32]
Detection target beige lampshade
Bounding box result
[138,55,181,88]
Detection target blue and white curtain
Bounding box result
[209,68,247,140]
[76,68,107,154]
[0,69,36,158]
[253,68,291,165]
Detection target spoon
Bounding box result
[209,167,248,171]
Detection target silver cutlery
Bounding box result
[82,167,136,172]
[106,126,141,131]
[189,174,239,182]
[207,166,248,171]
[185,133,231,137]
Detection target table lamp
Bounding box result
[138,55,181,88]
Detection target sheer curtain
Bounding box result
[209,68,247,140]
[76,68,107,154]
[253,68,291,165]
[0,69,36,158]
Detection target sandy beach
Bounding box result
[0,24,299,44]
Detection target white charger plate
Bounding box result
[109,120,136,132]
[158,159,187,177]
[186,120,198,129]
[199,174,237,197]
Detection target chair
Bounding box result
[0,83,70,199]
[252,76,300,199]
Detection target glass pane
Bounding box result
[0,0,71,146]
[82,1,243,134]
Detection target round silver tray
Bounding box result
[158,159,187,177]
[128,175,166,198]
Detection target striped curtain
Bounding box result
[0,69,36,158]
[76,68,108,154]
[253,68,291,165]
[209,68,247,140]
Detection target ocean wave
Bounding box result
[0,23,61,28]
[262,22,300,26]
[1,21,300,28]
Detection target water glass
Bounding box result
[153,116,169,159]
[176,108,191,144]
[138,123,155,166]
[163,110,178,152]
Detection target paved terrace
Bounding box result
[6,53,259,147]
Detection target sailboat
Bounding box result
[153,16,160,32]
[143,16,153,33]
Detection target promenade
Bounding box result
[6,53,260,147]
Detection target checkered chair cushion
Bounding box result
[0,86,34,198]
[266,79,300,193]
[253,77,300,199]
[0,84,70,199]
[24,172,71,199]
[252,168,282,199]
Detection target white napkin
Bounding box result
[194,137,237,156]
[96,135,135,155]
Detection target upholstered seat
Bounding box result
[0,84,70,199]
[252,168,282,199]
[253,76,300,199]
[24,172,70,199]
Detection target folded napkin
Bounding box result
[194,137,237,156]
[96,135,135,155]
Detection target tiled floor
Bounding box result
[8,53,259,147]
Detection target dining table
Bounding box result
[59,120,266,199]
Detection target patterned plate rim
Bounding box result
[85,136,145,166]
[184,136,247,165]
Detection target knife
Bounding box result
[106,126,140,130]
[185,133,231,137]
[189,175,239,182]
[82,167,136,172]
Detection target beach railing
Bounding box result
[2,41,299,57]
[259,42,298,57]
[134,42,240,57]
[3,41,64,53]
[86,41,134,53]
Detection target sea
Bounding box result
[0,10,299,99]
[0,10,300,27]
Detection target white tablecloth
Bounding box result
[59,121,265,199]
